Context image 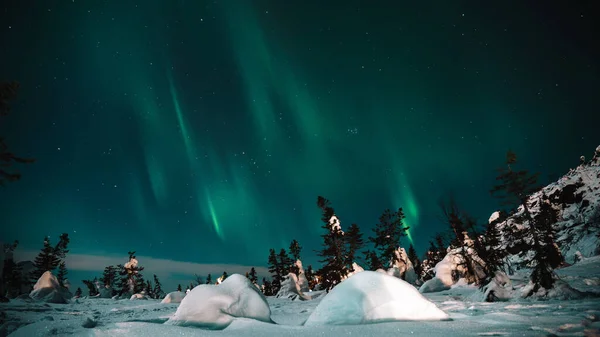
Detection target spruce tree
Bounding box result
[364,250,383,270]
[278,248,293,274]
[177,284,182,292]
[316,196,347,291]
[100,266,117,289]
[144,280,153,297]
[369,208,409,268]
[305,265,315,290]
[56,261,68,287]
[53,233,70,260]
[221,271,228,281]
[206,274,212,284]
[248,267,258,284]
[1,240,21,299]
[490,150,560,294]
[289,239,302,261]
[345,223,364,271]
[262,277,273,296]
[31,236,60,281]
[267,248,282,292]
[83,278,99,296]
[407,244,422,277]
[153,274,163,299]
[74,287,82,298]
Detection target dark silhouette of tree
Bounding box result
[267,248,282,293]
[74,287,82,298]
[153,274,164,299]
[364,250,383,271]
[305,265,316,290]
[278,248,293,274]
[248,267,258,284]
[289,239,302,261]
[369,208,409,268]
[1,240,21,300]
[0,81,35,186]
[205,273,212,284]
[116,251,144,295]
[177,284,182,292]
[56,261,67,287]
[490,150,562,295]
[315,196,347,291]
[144,280,154,297]
[407,244,421,277]
[221,271,228,282]
[83,278,99,296]
[345,223,364,271]
[262,277,273,295]
[194,274,203,286]
[31,236,60,281]
[100,265,117,294]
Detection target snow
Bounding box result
[160,291,186,304]
[29,271,72,304]
[304,271,449,326]
[275,273,311,301]
[2,257,600,336]
[165,273,272,329]
[388,247,417,283]
[489,211,500,224]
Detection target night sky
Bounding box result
[1,1,599,286]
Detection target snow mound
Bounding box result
[304,271,449,326]
[276,273,311,301]
[130,293,149,300]
[29,271,72,304]
[166,273,272,329]
[161,291,186,304]
[419,277,451,293]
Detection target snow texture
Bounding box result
[304,271,449,326]
[166,273,272,329]
[29,271,72,304]
[160,291,186,304]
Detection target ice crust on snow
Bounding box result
[166,274,272,329]
[304,271,449,326]
[161,291,186,304]
[29,271,72,304]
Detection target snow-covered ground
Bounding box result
[2,257,599,337]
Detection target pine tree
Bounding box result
[74,287,82,297]
[490,150,559,294]
[144,280,153,297]
[1,240,21,299]
[345,223,364,271]
[56,261,68,287]
[262,277,273,296]
[153,274,163,299]
[31,236,60,281]
[83,278,99,296]
[177,284,182,292]
[194,274,203,286]
[369,208,409,268]
[205,274,212,284]
[305,265,315,290]
[289,239,302,261]
[100,266,117,289]
[0,81,35,186]
[53,233,70,260]
[407,244,422,277]
[278,248,293,275]
[267,248,282,293]
[245,272,250,279]
[364,250,383,270]
[248,267,258,284]
[221,271,228,281]
[316,196,347,291]
[116,251,144,295]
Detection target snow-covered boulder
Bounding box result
[294,260,310,292]
[420,244,486,293]
[388,247,418,284]
[304,271,449,326]
[130,293,149,300]
[161,291,186,304]
[166,274,272,329]
[276,273,310,301]
[29,271,72,304]
[419,277,451,293]
[475,271,513,302]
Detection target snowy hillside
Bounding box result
[492,146,600,265]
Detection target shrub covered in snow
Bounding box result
[166,274,272,329]
[29,271,72,304]
[161,291,186,304]
[304,271,448,326]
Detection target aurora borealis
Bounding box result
[1,0,598,283]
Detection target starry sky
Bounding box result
[1,1,599,286]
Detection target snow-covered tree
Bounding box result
[83,278,99,296]
[31,236,60,281]
[345,223,364,271]
[368,208,409,269]
[116,251,145,296]
[316,196,347,291]
[289,239,302,261]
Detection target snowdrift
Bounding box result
[29,271,72,304]
[166,274,272,329]
[304,271,449,326]
[161,291,186,304]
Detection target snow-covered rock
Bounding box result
[29,271,72,304]
[161,291,186,304]
[294,260,310,292]
[276,273,311,301]
[166,274,272,329]
[387,247,418,284]
[420,242,486,292]
[419,277,451,293]
[304,271,449,326]
[474,271,513,302]
[130,293,149,300]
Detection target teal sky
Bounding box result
[1,1,598,285]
